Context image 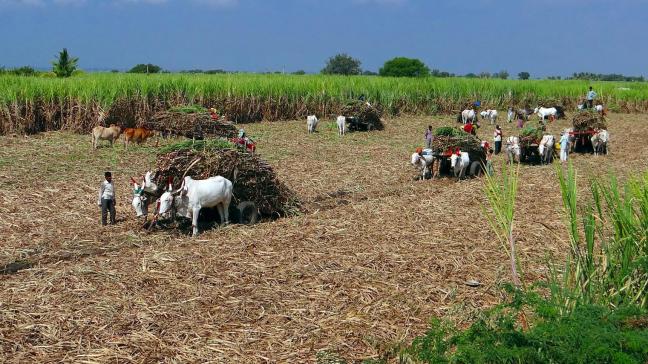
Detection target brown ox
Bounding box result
[123,127,156,150]
[92,124,122,149]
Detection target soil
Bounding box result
[0,114,646,363]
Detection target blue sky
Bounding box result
[1,0,646,77]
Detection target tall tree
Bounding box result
[321,54,362,75]
[495,70,509,79]
[379,57,430,77]
[128,64,162,74]
[51,48,79,78]
[518,72,530,80]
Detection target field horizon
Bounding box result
[2,73,648,135]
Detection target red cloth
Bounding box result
[464,123,473,134]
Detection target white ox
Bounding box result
[461,109,476,124]
[507,107,515,123]
[157,176,233,236]
[307,115,319,134]
[505,136,520,164]
[534,107,558,122]
[538,135,555,164]
[411,149,435,180]
[591,129,609,156]
[480,109,498,124]
[577,103,605,115]
[131,171,159,218]
[450,151,470,180]
[336,116,347,136]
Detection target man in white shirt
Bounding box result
[98,171,116,225]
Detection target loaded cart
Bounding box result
[340,100,384,132]
[429,127,487,178]
[570,111,608,154]
[519,127,543,164]
[148,141,300,232]
[142,107,238,140]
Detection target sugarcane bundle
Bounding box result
[142,108,238,139]
[154,140,300,218]
[572,111,608,130]
[519,126,543,146]
[430,127,483,155]
[340,100,384,130]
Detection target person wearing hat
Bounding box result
[98,171,116,226]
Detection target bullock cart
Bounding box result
[428,127,486,179]
[570,111,608,154]
[142,108,238,140]
[148,140,299,231]
[519,127,543,164]
[340,100,384,132]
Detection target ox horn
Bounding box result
[167,176,173,192]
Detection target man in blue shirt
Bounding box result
[586,87,597,109]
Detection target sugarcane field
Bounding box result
[2,2,648,363]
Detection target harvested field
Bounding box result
[1,114,647,363]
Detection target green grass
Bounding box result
[399,165,648,364]
[433,126,468,137]
[158,139,235,153]
[2,73,648,112]
[402,290,648,364]
[168,104,208,114]
[553,164,648,311]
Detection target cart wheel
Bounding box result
[469,161,482,177]
[237,201,258,225]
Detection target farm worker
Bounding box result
[559,132,570,163]
[516,117,524,129]
[481,140,490,151]
[209,107,219,120]
[493,125,503,155]
[98,171,116,226]
[424,125,433,148]
[485,148,495,176]
[586,86,597,109]
[463,120,474,135]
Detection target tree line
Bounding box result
[1,49,645,82]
